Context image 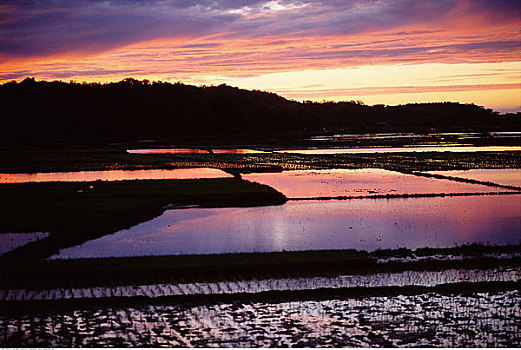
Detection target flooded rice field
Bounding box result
[0,168,232,183]
[211,149,267,154]
[127,148,266,155]
[488,131,521,138]
[0,233,49,256]
[374,250,521,264]
[2,289,519,347]
[127,148,210,154]
[276,146,521,154]
[2,141,521,347]
[309,131,521,142]
[424,168,521,188]
[242,169,509,198]
[1,267,518,302]
[308,132,439,141]
[52,194,521,259]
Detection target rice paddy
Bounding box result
[1,133,520,347]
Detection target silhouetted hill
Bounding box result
[1,77,519,143]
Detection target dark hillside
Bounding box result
[1,77,519,143]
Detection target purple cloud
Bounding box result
[1,0,519,59]
[0,0,240,57]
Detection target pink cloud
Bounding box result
[0,0,519,83]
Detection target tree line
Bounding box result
[1,77,519,143]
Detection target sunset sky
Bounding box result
[1,0,520,112]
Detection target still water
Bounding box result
[0,232,49,256]
[424,169,521,188]
[212,149,267,154]
[276,146,521,154]
[0,168,232,183]
[243,169,507,198]
[52,194,521,259]
[127,148,209,154]
[127,148,265,154]
[309,132,521,141]
[308,133,433,141]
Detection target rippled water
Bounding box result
[2,290,519,347]
[2,267,518,302]
[0,168,232,183]
[52,194,521,259]
[243,169,508,198]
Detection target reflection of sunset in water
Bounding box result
[127,148,209,154]
[53,194,521,259]
[243,169,510,198]
[128,148,266,154]
[0,168,232,183]
[426,169,521,188]
[212,149,267,154]
[277,146,521,155]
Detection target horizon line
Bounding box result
[4,76,520,114]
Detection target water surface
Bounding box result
[308,132,483,141]
[243,169,509,198]
[488,131,521,138]
[127,148,265,155]
[52,194,521,259]
[2,267,517,302]
[276,146,521,154]
[127,148,209,154]
[2,290,519,347]
[425,169,521,188]
[0,168,232,183]
[212,149,267,154]
[309,132,431,141]
[0,232,49,255]
[309,132,521,141]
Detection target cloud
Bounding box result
[0,0,239,57]
[1,0,519,59]
[178,43,222,49]
[0,0,519,87]
[0,68,140,81]
[277,83,521,98]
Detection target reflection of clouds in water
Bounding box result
[51,194,521,259]
[244,169,505,198]
[0,168,232,183]
[279,147,521,155]
[426,169,521,188]
[118,237,158,245]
